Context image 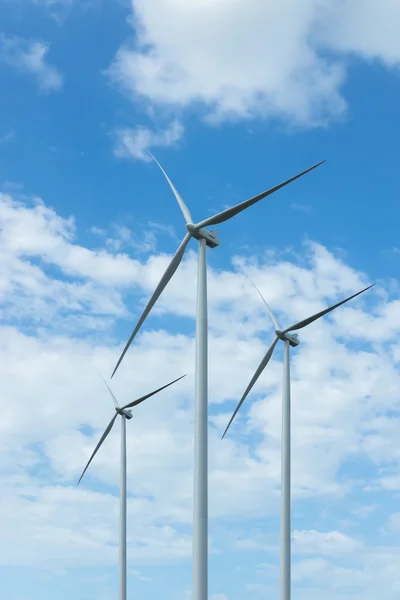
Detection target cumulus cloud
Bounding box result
[2,191,400,598]
[108,0,400,128]
[292,530,362,556]
[0,34,63,92]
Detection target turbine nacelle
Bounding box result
[117,408,133,419]
[275,329,300,347]
[186,223,220,248]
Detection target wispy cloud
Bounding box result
[0,34,63,92]
[91,220,175,254]
[291,202,312,214]
[0,130,15,144]
[114,120,184,161]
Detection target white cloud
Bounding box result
[2,190,400,599]
[114,120,184,161]
[0,34,63,92]
[108,0,400,128]
[0,477,192,568]
[250,543,400,599]
[289,546,400,600]
[293,530,362,556]
[319,0,400,67]
[94,221,176,254]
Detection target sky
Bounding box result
[1,1,400,599]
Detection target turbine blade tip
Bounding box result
[110,362,120,379]
[360,283,375,294]
[313,159,326,168]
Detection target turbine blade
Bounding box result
[149,151,193,224]
[96,370,119,408]
[195,160,325,230]
[283,284,375,334]
[77,413,118,486]
[121,374,187,410]
[244,274,281,330]
[222,336,279,439]
[111,233,192,378]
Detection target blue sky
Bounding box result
[1,1,400,600]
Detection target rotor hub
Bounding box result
[275,329,300,347]
[186,223,220,248]
[117,408,133,419]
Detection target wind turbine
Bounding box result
[77,372,186,600]
[110,153,325,600]
[222,279,374,600]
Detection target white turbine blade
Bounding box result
[283,284,375,334]
[96,370,119,408]
[244,274,281,330]
[77,413,119,485]
[111,232,192,378]
[149,151,193,224]
[222,336,279,439]
[195,160,325,230]
[121,374,187,410]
